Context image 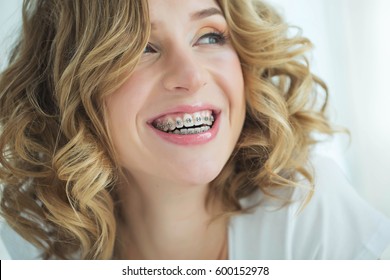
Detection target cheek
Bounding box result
[106,69,152,126]
[109,75,143,112]
[213,50,246,120]
[207,50,246,147]
[104,74,148,155]
[209,49,244,98]
[220,52,246,140]
[228,55,245,105]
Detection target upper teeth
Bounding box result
[153,110,215,132]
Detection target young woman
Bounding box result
[1,0,389,259]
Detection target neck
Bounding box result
[115,172,228,260]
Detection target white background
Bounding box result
[0,0,389,217]
[269,0,390,218]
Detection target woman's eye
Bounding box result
[196,32,227,46]
[143,43,157,54]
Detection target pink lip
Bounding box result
[147,104,221,146]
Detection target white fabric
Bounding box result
[1,156,390,259]
[229,156,390,259]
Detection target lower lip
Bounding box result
[149,114,220,145]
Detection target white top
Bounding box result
[1,156,390,259]
[229,156,390,259]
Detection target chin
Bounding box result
[171,158,226,187]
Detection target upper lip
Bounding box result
[147,104,221,123]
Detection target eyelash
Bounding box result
[144,44,157,54]
[143,31,229,54]
[196,31,228,46]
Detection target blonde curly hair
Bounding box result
[0,0,333,259]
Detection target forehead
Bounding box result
[148,0,222,24]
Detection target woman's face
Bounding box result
[106,0,245,187]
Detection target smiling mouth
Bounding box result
[151,110,215,135]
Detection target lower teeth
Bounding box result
[170,126,211,135]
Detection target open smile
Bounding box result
[148,105,221,145]
[152,110,215,135]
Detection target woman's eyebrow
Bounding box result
[151,7,223,30]
[190,7,223,21]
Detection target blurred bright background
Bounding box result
[269,0,390,218]
[1,0,389,217]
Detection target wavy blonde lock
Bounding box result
[0,0,333,259]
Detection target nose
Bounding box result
[162,48,207,94]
